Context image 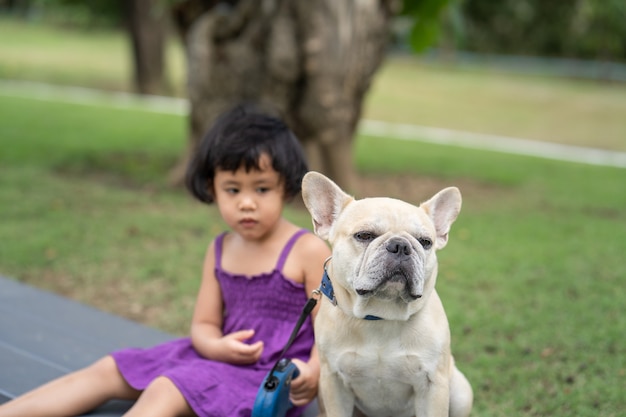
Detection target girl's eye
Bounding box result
[354,231,377,242]
[256,187,270,193]
[418,237,433,250]
[225,188,239,194]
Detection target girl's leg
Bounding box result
[0,355,140,417]
[124,376,195,417]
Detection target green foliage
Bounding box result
[402,0,452,52]
[451,0,626,61]
[572,0,626,60]
[2,0,124,28]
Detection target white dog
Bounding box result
[302,172,473,417]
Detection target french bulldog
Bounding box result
[302,171,473,417]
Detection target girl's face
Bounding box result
[213,153,285,241]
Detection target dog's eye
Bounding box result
[418,237,433,249]
[354,231,377,242]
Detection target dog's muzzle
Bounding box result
[355,236,424,301]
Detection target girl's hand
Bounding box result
[288,358,319,406]
[209,329,264,365]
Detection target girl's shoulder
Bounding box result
[283,229,330,287]
[206,233,224,256]
[289,229,331,261]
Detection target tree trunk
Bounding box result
[126,0,168,95]
[170,0,398,190]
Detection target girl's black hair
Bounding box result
[185,104,309,204]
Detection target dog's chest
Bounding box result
[333,346,427,385]
[325,334,431,406]
[333,347,430,416]
[317,314,442,416]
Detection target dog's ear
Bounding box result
[302,171,354,240]
[421,187,462,250]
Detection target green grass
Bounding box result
[1,18,625,416]
[0,18,186,94]
[1,94,624,417]
[364,56,626,151]
[359,138,626,416]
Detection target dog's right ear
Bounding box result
[301,171,354,240]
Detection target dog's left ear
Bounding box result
[421,187,462,250]
[301,171,354,241]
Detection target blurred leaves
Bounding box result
[402,0,452,52]
[449,0,626,61]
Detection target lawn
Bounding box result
[367,56,626,151]
[2,17,626,151]
[1,18,625,417]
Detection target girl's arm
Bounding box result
[288,233,331,406]
[190,240,264,364]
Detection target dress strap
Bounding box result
[275,229,309,272]
[214,232,227,270]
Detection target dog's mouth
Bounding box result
[355,267,423,301]
[352,235,426,302]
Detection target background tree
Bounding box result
[0,0,170,95]
[4,0,622,188]
[126,0,169,95]
[0,0,449,190]
[168,0,450,190]
[168,0,392,190]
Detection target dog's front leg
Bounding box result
[317,370,355,417]
[414,373,450,417]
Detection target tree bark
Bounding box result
[126,0,168,95]
[170,0,399,190]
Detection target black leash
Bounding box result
[263,292,320,389]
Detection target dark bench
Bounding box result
[0,276,319,416]
[0,275,172,415]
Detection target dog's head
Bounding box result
[302,172,462,320]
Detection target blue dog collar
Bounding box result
[319,260,383,321]
[320,269,337,306]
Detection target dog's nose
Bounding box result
[385,238,412,257]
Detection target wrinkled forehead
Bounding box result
[332,197,434,238]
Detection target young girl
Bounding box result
[0,106,330,417]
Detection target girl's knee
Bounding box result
[88,356,119,376]
[134,377,193,416]
[86,356,126,384]
[85,356,139,399]
[142,377,186,403]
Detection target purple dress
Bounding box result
[111,229,315,417]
